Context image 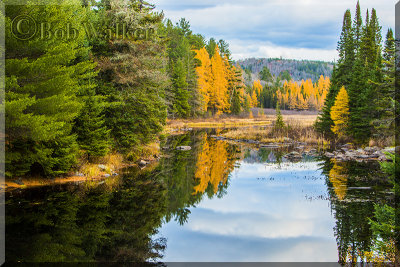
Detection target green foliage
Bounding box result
[274,104,285,129]
[73,87,110,159]
[230,89,241,115]
[259,66,273,82]
[316,4,390,145]
[5,1,96,177]
[278,70,292,81]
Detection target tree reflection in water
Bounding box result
[5,130,394,263]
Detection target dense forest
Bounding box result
[315,1,396,146]
[4,0,249,178]
[247,75,330,110]
[237,58,334,82]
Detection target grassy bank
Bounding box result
[219,115,325,145]
[167,113,318,130]
[5,142,162,191]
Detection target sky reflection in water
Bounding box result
[159,161,338,262]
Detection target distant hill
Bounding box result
[236,58,334,82]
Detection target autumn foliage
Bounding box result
[276,76,330,111]
[194,47,245,114]
[330,86,350,138]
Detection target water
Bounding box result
[5,129,393,263]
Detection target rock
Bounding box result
[369,152,380,158]
[364,147,374,153]
[342,143,353,149]
[356,149,365,154]
[176,146,192,151]
[341,147,349,152]
[378,156,388,161]
[138,160,147,167]
[13,178,24,186]
[382,147,395,154]
[325,152,334,158]
[357,154,370,159]
[283,137,292,142]
[104,174,110,177]
[98,164,107,170]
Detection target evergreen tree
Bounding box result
[315,9,354,139]
[5,1,96,177]
[371,29,395,141]
[274,104,285,130]
[259,66,273,82]
[93,0,169,152]
[353,1,363,52]
[348,8,382,144]
[172,59,190,117]
[73,87,110,160]
[230,89,241,115]
[206,38,217,58]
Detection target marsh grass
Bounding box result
[221,117,325,145]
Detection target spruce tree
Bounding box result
[315,10,354,138]
[274,104,285,130]
[348,8,382,144]
[370,29,395,141]
[230,89,241,115]
[73,87,110,160]
[172,59,190,117]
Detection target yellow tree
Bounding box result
[194,48,212,113]
[330,86,349,137]
[329,159,348,200]
[210,46,229,114]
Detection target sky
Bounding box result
[153,0,395,62]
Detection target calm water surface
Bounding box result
[5,129,392,263]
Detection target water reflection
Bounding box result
[5,130,394,263]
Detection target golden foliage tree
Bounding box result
[330,86,350,138]
[194,47,212,113]
[193,134,235,195]
[329,160,348,200]
[275,76,330,111]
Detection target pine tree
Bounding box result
[5,1,96,177]
[330,87,350,138]
[94,0,169,152]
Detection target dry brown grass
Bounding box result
[221,117,325,145]
[126,142,160,162]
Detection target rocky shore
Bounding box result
[210,135,395,162]
[324,144,395,162]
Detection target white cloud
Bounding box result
[154,0,395,61]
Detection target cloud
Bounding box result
[154,0,395,61]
